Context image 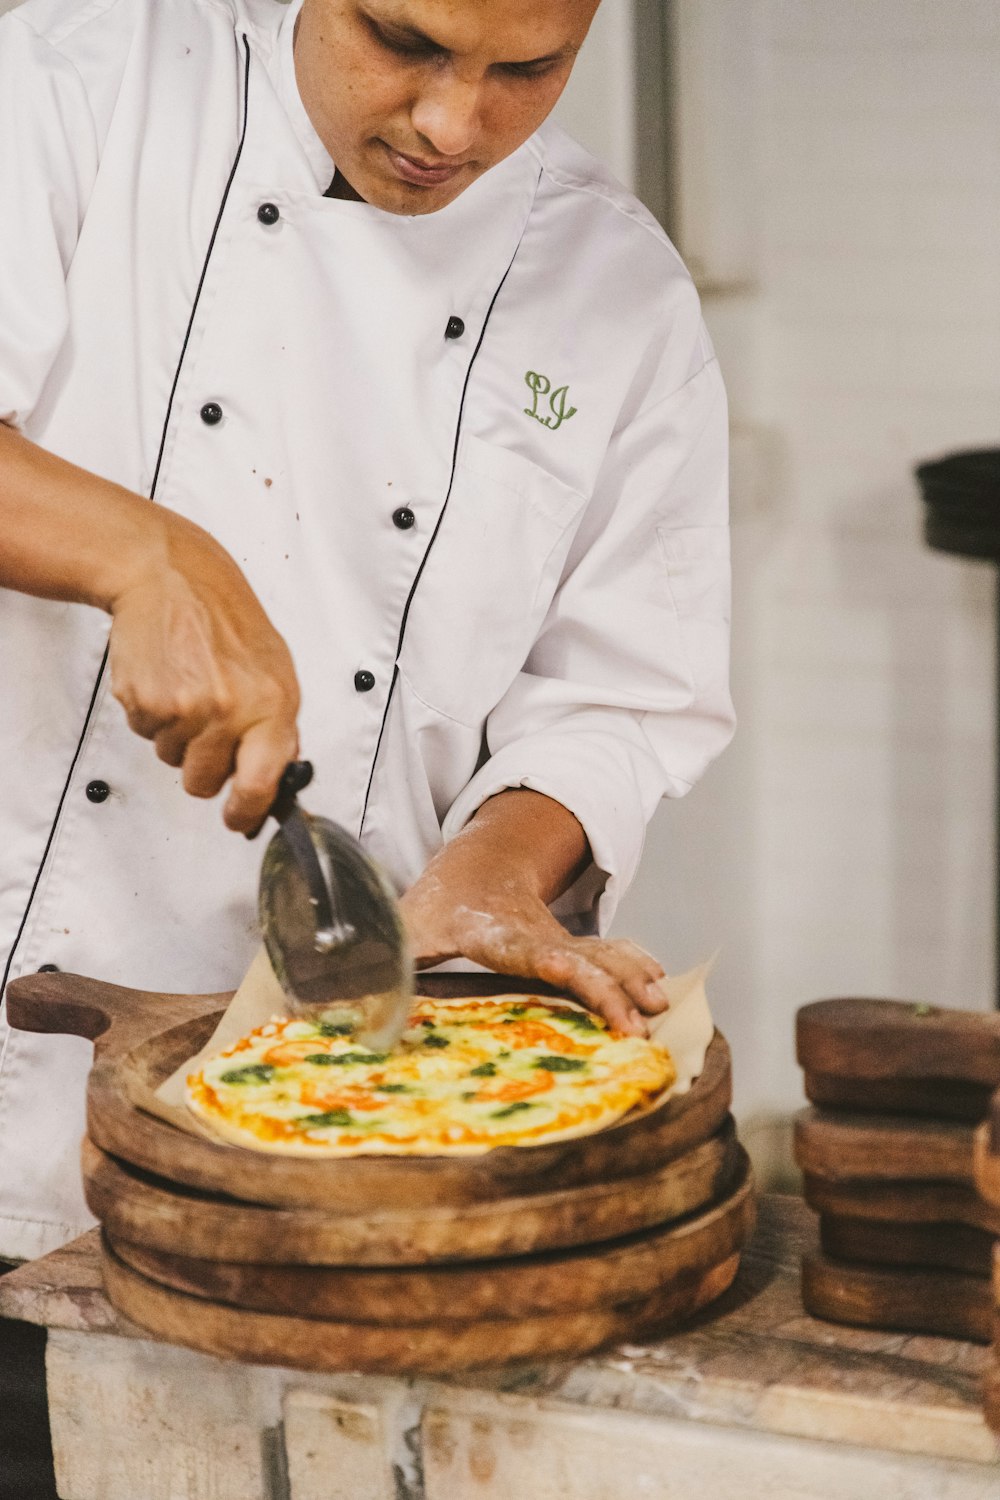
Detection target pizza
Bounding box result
[185,995,675,1156]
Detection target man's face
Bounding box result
[294,0,600,215]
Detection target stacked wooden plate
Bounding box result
[795,998,1000,1345]
[973,1090,1000,1430]
[8,970,755,1375]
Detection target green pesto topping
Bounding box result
[321,1051,389,1066]
[219,1063,275,1086]
[470,1062,497,1077]
[491,1101,535,1119]
[298,1109,355,1128]
[422,1033,450,1049]
[378,1083,411,1094]
[534,1055,587,1072]
[562,1013,601,1033]
[317,1020,355,1037]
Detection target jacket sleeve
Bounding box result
[0,13,99,428]
[441,350,734,934]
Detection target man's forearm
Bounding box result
[439,789,592,906]
[398,788,591,971]
[0,421,167,610]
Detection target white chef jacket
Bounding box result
[0,0,733,1260]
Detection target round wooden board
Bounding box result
[99,1241,745,1374]
[83,1119,740,1266]
[819,1213,994,1279]
[107,1153,754,1322]
[801,1251,992,1345]
[83,985,731,1212]
[973,1122,1000,1210]
[983,1353,1000,1436]
[794,1108,975,1185]
[803,1172,1000,1236]
[804,1070,990,1123]
[796,998,1000,1091]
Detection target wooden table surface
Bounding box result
[1,1193,995,1475]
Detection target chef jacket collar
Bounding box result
[270,0,334,194]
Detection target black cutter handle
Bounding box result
[244,759,315,839]
[249,759,337,942]
[270,759,315,823]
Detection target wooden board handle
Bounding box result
[796,998,1000,1089]
[4,969,564,1062]
[5,972,229,1058]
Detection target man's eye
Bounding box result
[500,60,559,81]
[370,21,438,58]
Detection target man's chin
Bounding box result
[373,180,471,216]
[344,161,476,216]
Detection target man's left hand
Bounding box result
[398,790,668,1037]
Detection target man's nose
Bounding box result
[410,74,479,158]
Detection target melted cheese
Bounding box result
[186,996,675,1156]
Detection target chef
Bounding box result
[0,0,733,1262]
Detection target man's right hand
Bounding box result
[108,516,300,833]
[0,422,300,832]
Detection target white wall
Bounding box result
[616,0,1000,1125]
[551,0,637,191]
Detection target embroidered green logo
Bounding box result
[524,371,577,431]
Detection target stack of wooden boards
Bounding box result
[795,998,1000,1345]
[8,970,755,1375]
[973,1086,1000,1430]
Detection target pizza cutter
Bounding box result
[254,761,413,1051]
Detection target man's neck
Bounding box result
[324,170,366,203]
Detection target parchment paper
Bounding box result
[145,948,717,1144]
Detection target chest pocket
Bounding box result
[397,433,587,727]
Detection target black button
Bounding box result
[445,316,465,340]
[37,964,60,974]
[257,202,280,226]
[200,402,223,426]
[392,506,416,530]
[354,670,376,693]
[85,780,110,804]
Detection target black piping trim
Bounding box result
[358,243,523,836]
[0,657,109,999]
[150,35,253,493]
[1,36,253,1000]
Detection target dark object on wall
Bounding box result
[916,448,1000,1007]
[917,448,1000,560]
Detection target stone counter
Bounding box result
[1,1195,996,1499]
